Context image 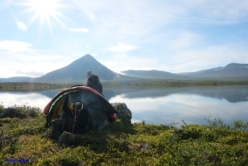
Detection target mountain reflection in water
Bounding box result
[103,85,248,103]
[0,85,247,126]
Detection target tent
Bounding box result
[43,86,117,134]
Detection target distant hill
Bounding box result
[178,63,248,80]
[179,67,224,77]
[0,77,34,82]
[121,70,188,80]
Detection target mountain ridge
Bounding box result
[35,54,118,82]
[178,63,248,79]
[121,69,188,80]
[0,55,247,83]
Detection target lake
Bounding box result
[0,85,248,127]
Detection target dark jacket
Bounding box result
[86,75,103,94]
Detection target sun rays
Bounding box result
[29,0,59,18]
[24,0,64,30]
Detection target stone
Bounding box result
[111,103,132,122]
[48,119,66,139]
[58,131,85,145]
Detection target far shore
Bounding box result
[0,80,248,91]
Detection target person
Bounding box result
[86,70,103,94]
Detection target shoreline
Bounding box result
[0,80,248,91]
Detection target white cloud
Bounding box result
[0,48,73,78]
[72,0,248,29]
[108,44,139,52]
[17,21,27,31]
[102,42,248,74]
[182,0,248,23]
[170,31,203,49]
[0,40,32,52]
[69,28,89,32]
[101,54,157,73]
[160,44,248,73]
[1,0,248,78]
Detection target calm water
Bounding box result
[1,85,248,126]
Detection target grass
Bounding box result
[0,104,248,165]
[0,82,72,91]
[1,80,248,91]
[102,79,248,88]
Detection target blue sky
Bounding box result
[0,0,248,78]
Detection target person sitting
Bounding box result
[86,70,103,94]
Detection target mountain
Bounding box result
[178,63,248,80]
[178,67,224,77]
[0,76,34,82]
[0,54,130,84]
[35,54,123,83]
[0,55,247,83]
[121,70,188,80]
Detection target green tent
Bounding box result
[43,86,117,134]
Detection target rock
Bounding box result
[111,103,132,122]
[58,131,85,145]
[48,119,66,139]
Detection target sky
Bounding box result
[0,0,248,78]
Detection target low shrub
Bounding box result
[0,105,42,119]
[0,105,248,165]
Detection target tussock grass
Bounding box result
[0,104,248,165]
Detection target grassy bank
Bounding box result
[1,80,248,91]
[0,105,248,165]
[102,79,248,88]
[0,82,72,91]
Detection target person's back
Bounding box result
[86,71,103,94]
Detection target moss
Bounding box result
[0,105,248,165]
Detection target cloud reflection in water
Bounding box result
[109,93,248,126]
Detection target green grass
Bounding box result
[1,80,248,91]
[0,104,248,165]
[102,79,248,88]
[0,82,72,91]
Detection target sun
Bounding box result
[27,0,62,28]
[30,0,59,17]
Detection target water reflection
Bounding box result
[104,85,248,103]
[0,92,51,110]
[0,85,247,126]
[109,93,248,126]
[37,85,248,103]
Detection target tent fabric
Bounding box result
[43,86,117,132]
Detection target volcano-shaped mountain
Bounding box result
[0,55,247,83]
[35,54,121,83]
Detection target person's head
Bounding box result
[87,70,93,77]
